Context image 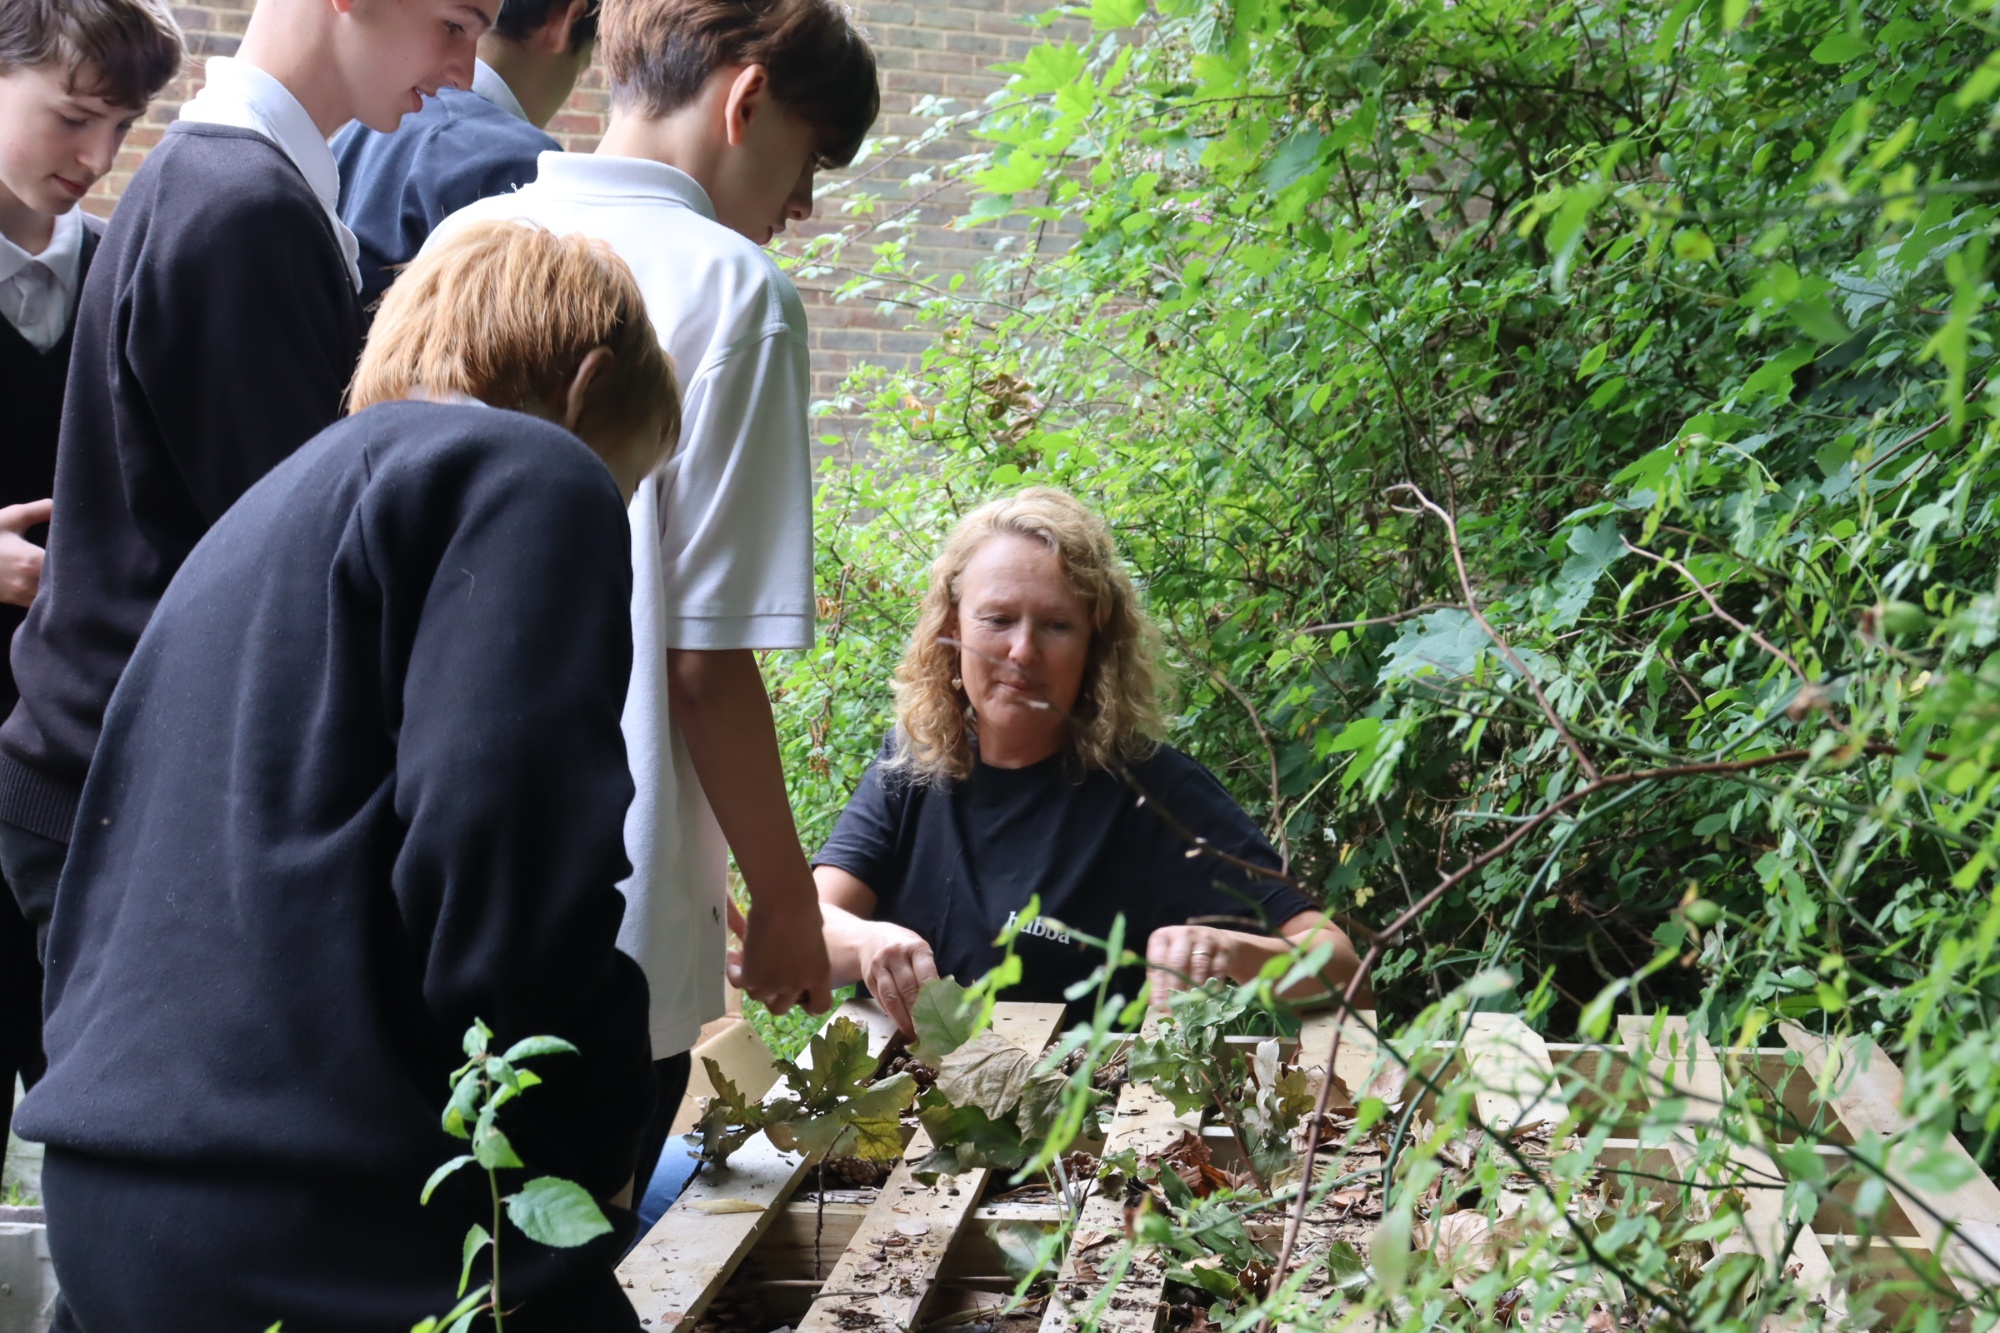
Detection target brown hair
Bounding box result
[600,0,879,166]
[890,488,1170,785]
[349,221,682,466]
[0,0,183,110]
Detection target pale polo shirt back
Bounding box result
[427,154,816,1056]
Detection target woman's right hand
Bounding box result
[854,920,940,1035]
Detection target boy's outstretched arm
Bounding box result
[666,646,833,1016]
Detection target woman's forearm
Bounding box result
[818,899,877,988]
[1220,925,1373,1007]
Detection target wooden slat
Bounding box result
[1039,1027,1202,1333]
[1781,1025,2000,1298]
[1461,1012,1563,1135]
[670,1017,785,1135]
[794,1003,1068,1333]
[620,1000,901,1330]
[1621,1017,1842,1326]
[1294,1009,1381,1106]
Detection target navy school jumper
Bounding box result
[0,122,362,870]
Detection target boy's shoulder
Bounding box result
[337,89,557,171]
[441,158,805,331]
[124,123,331,227]
[103,123,345,272]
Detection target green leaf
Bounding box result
[1809,32,1870,64]
[462,1019,492,1060]
[1087,0,1145,29]
[1672,229,1716,264]
[421,1154,475,1205]
[472,1102,524,1170]
[1741,345,1815,400]
[909,976,981,1064]
[442,1071,483,1140]
[458,1224,490,1298]
[1260,128,1327,192]
[506,1177,614,1248]
[502,1035,580,1064]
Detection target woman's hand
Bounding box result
[0,499,52,608]
[853,919,940,1035]
[1146,924,1242,1009]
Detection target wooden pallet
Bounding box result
[617,1004,2000,1333]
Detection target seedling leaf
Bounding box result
[506,1177,613,1248]
[421,1154,475,1204]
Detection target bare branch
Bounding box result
[1621,537,1811,686]
[1389,484,1602,781]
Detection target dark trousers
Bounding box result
[42,1148,642,1332]
[631,1051,692,1201]
[0,819,64,1151]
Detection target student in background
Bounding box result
[19,220,676,1333]
[334,0,599,314]
[0,0,497,956]
[428,0,879,1196]
[0,0,182,1161]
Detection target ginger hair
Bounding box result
[349,221,681,462]
[890,487,1169,785]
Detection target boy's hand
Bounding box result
[0,499,53,608]
[726,897,833,1017]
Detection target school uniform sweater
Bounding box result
[334,85,558,314]
[17,401,655,1197]
[0,122,362,849]
[0,220,98,718]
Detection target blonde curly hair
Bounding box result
[888,487,1168,784]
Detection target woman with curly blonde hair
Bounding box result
[812,488,1367,1033]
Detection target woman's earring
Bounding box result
[951,676,963,690]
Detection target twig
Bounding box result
[1188,649,1293,874]
[1390,484,1602,782]
[1298,601,1463,636]
[1621,538,1811,686]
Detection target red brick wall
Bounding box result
[92,1,1059,454]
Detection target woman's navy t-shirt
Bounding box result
[813,735,1317,1010]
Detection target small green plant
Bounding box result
[695,1014,918,1166]
[410,1020,617,1333]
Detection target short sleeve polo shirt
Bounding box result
[427,155,816,1055]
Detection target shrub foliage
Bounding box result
[769,0,2000,1318]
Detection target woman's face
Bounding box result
[952,533,1093,762]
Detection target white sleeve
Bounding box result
[653,320,816,650]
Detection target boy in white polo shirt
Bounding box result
[427,0,878,1193]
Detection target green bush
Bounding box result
[774,0,2000,1226]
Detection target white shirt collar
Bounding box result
[0,206,84,292]
[0,208,87,351]
[471,59,531,125]
[178,57,361,292]
[531,153,718,221]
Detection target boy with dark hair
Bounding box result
[334,0,601,312]
[0,0,182,1162]
[0,0,500,957]
[429,0,878,1195]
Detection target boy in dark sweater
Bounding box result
[334,0,599,313]
[18,220,679,1331]
[0,0,182,1163]
[0,0,502,952]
